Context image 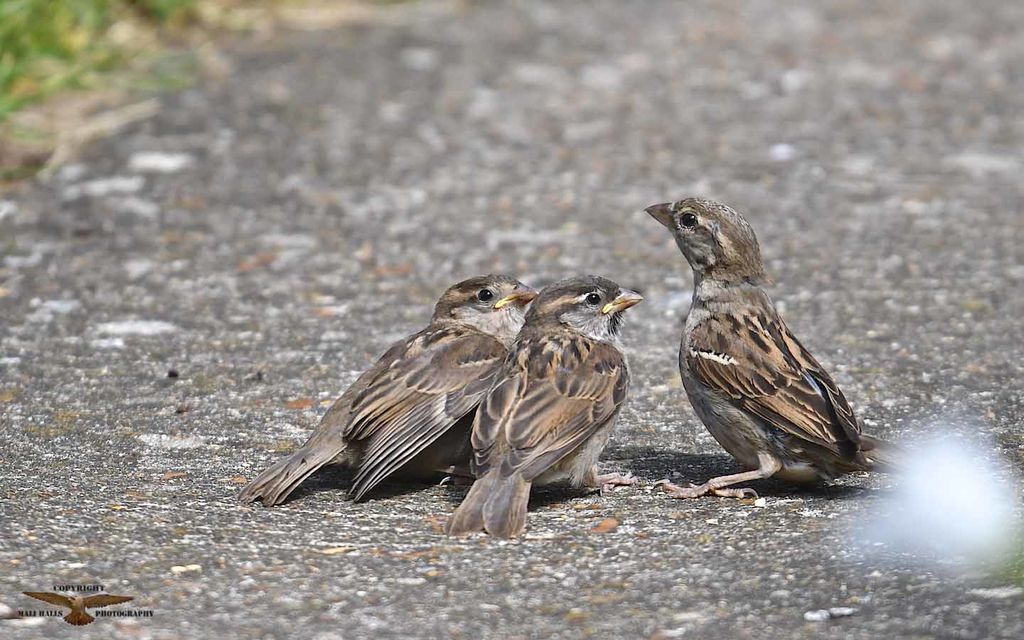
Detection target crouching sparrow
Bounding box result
[239,275,536,505]
[446,276,643,538]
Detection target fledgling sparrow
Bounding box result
[645,198,895,498]
[446,276,643,538]
[238,275,537,505]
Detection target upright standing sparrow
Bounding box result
[239,275,537,505]
[446,276,643,538]
[645,198,894,498]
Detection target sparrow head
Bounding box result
[645,198,767,284]
[525,275,643,343]
[433,274,537,344]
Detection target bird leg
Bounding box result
[585,467,638,495]
[656,455,781,499]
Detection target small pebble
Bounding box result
[97,320,178,336]
[804,607,858,622]
[770,143,796,161]
[128,152,194,173]
[803,609,830,622]
[828,607,858,618]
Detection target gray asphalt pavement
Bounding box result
[2,1,1023,638]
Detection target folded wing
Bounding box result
[345,325,507,499]
[472,335,629,481]
[687,299,860,458]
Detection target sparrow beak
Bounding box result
[494,287,538,309]
[602,289,644,314]
[644,202,674,229]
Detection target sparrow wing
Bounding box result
[473,334,628,481]
[316,336,416,439]
[687,298,860,457]
[236,333,415,506]
[23,592,73,608]
[345,324,507,499]
[82,595,134,608]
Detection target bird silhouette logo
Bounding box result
[22,591,134,626]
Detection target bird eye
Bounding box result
[585,292,602,306]
[680,212,698,228]
[477,288,494,302]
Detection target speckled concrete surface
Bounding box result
[2,1,1023,638]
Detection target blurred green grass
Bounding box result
[0,0,396,180]
[0,0,196,121]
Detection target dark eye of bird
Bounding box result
[680,212,698,228]
[477,289,494,302]
[585,292,602,306]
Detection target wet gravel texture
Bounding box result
[2,1,1023,638]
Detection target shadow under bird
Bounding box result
[645,198,896,498]
[446,276,643,538]
[238,275,537,505]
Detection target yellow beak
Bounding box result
[601,289,644,314]
[494,288,538,309]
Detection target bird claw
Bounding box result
[436,466,474,487]
[596,472,637,495]
[711,486,758,499]
[654,479,757,500]
[655,479,704,499]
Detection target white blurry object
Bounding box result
[862,436,1019,563]
[0,199,16,221]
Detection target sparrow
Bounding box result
[238,275,537,505]
[446,276,643,538]
[22,592,134,626]
[645,198,895,498]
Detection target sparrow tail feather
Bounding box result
[860,433,900,472]
[481,472,531,539]
[65,610,94,626]
[238,436,348,506]
[445,473,495,536]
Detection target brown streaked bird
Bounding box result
[446,276,643,538]
[645,198,895,498]
[23,592,134,626]
[238,275,537,505]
